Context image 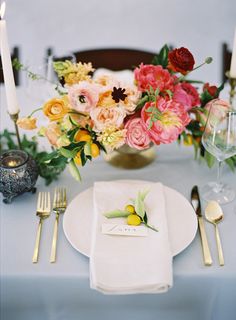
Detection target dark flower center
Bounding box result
[112,87,127,103]
[78,95,86,103]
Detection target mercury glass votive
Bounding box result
[0,150,38,204]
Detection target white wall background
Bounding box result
[2,0,236,84]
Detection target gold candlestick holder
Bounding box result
[226,71,236,107]
[9,112,22,149]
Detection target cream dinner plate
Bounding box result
[63,181,198,257]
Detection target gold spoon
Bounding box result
[205,201,224,266]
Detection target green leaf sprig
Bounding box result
[104,190,158,232]
[0,130,67,185]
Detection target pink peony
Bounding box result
[125,117,151,150]
[141,98,191,144]
[90,106,126,132]
[134,64,174,93]
[173,83,200,111]
[68,81,100,113]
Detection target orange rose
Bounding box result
[17,117,37,130]
[43,96,70,121]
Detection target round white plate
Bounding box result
[63,182,198,257]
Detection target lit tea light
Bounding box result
[0,153,26,168]
[5,159,18,167]
[0,150,38,203]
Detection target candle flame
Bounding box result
[0,1,6,19]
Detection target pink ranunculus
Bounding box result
[141,98,191,144]
[199,98,231,126]
[90,106,126,132]
[173,83,200,111]
[134,64,174,93]
[125,117,151,150]
[68,81,100,113]
[205,98,230,112]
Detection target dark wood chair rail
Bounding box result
[0,46,20,86]
[222,43,232,83]
[47,47,160,71]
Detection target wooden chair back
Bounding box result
[0,47,20,86]
[222,43,232,83]
[48,47,158,71]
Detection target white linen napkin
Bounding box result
[89,180,173,294]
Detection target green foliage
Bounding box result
[104,210,130,218]
[200,83,224,107]
[134,191,146,219]
[152,44,170,68]
[68,159,81,181]
[204,150,216,168]
[12,58,65,95]
[0,130,67,185]
[225,157,236,171]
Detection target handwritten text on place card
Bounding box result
[102,224,148,237]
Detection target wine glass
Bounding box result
[24,51,76,105]
[201,102,236,204]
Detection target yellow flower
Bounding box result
[97,127,127,153]
[43,96,70,121]
[54,60,94,86]
[17,117,37,130]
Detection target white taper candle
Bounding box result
[0,2,19,115]
[230,28,236,79]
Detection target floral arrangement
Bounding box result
[17,44,235,181]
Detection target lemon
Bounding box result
[127,214,141,226]
[91,143,100,158]
[183,134,193,146]
[125,204,135,214]
[74,130,91,142]
[80,135,92,142]
[74,151,82,166]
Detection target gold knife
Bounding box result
[191,186,213,266]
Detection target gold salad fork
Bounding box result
[50,188,67,263]
[32,192,51,263]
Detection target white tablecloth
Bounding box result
[1,86,236,320]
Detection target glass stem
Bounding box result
[216,160,223,191]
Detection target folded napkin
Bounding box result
[90,180,173,294]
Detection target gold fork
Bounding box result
[32,192,51,263]
[50,187,67,263]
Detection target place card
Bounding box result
[102,223,148,237]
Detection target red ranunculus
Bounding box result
[168,47,195,75]
[203,82,218,97]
